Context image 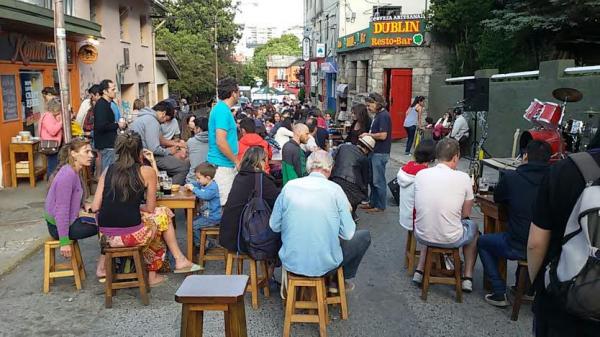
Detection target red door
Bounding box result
[388,69,412,139]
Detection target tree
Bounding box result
[246,34,302,83]
[156,0,242,100]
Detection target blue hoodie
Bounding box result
[190,180,221,222]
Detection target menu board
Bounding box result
[1,75,18,121]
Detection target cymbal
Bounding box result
[552,88,583,103]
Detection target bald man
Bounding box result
[282,123,310,185]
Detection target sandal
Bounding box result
[174,263,203,274]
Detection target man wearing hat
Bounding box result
[330,135,376,220]
[360,92,392,213]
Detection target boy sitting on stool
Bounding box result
[185,163,221,248]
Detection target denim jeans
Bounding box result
[369,153,389,210]
[99,148,115,174]
[340,229,371,279]
[404,125,417,154]
[46,153,59,179]
[47,219,98,241]
[193,216,219,247]
[478,232,525,296]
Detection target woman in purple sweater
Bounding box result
[45,138,97,259]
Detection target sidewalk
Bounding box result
[0,181,49,277]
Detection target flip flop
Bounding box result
[98,277,106,284]
[174,263,203,274]
[150,275,169,288]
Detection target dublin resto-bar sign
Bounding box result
[337,14,425,52]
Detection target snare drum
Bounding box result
[524,99,544,124]
[537,102,562,129]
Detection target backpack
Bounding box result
[237,173,281,260]
[545,152,600,321]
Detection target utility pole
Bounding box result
[214,14,219,102]
[53,0,71,142]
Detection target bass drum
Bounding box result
[519,129,566,158]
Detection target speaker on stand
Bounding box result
[463,78,490,159]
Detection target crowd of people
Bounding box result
[40,74,600,337]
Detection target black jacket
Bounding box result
[330,144,370,193]
[219,169,280,252]
[494,162,549,255]
[93,97,118,149]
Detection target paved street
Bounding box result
[0,143,531,337]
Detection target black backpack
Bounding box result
[237,173,281,260]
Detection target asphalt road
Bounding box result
[0,160,532,337]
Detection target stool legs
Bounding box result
[199,230,208,269]
[421,248,433,301]
[283,279,297,337]
[421,248,462,303]
[336,267,348,320]
[452,249,463,303]
[249,260,259,309]
[105,252,114,308]
[133,250,150,306]
[225,299,248,337]
[511,264,529,321]
[43,241,85,293]
[43,243,51,293]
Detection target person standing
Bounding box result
[39,98,64,179]
[345,104,371,146]
[94,79,126,172]
[450,107,470,155]
[403,96,425,155]
[281,123,310,185]
[207,77,240,206]
[360,93,392,213]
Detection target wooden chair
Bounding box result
[283,272,329,337]
[197,226,226,268]
[404,230,420,275]
[175,275,249,337]
[421,247,463,303]
[225,252,270,309]
[511,260,532,321]
[43,240,86,293]
[104,246,149,308]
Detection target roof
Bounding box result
[156,51,181,80]
[266,55,302,68]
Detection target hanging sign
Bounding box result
[78,44,98,64]
[302,37,310,61]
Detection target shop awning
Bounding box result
[0,0,102,38]
[321,62,338,73]
[156,51,181,80]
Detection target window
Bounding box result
[372,6,402,18]
[138,82,149,107]
[119,6,129,41]
[19,0,73,15]
[90,0,97,22]
[361,60,369,93]
[140,15,149,45]
[277,68,286,81]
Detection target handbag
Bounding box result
[39,139,60,155]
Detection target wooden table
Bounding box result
[476,194,508,290]
[175,275,249,337]
[9,141,46,187]
[157,190,196,261]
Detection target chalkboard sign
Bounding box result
[1,75,18,122]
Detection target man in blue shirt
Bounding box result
[270,150,371,287]
[360,92,392,213]
[207,77,240,205]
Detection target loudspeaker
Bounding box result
[463,78,489,111]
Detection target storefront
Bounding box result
[336,14,448,139]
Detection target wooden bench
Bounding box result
[43,240,85,293]
[104,246,149,308]
[198,226,226,268]
[421,247,463,303]
[175,275,249,337]
[225,252,270,309]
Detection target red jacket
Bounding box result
[238,133,272,173]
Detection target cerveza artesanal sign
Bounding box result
[337,14,426,52]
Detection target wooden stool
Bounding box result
[421,247,463,303]
[225,252,270,309]
[43,240,86,293]
[198,226,226,268]
[404,230,420,275]
[325,267,348,320]
[104,246,149,308]
[283,272,329,337]
[511,260,531,321]
[176,275,249,337]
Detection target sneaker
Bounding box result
[462,278,473,292]
[484,293,509,307]
[412,270,423,284]
[328,280,355,294]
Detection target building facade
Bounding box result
[266,55,302,95]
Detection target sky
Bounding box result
[234,0,304,56]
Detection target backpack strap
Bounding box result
[254,173,263,198]
[569,152,600,185]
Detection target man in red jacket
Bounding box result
[238,118,272,173]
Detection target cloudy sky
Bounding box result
[234,0,303,28]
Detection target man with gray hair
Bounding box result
[270,150,372,290]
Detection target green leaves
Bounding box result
[246,34,302,83]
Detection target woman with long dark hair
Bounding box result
[219,146,280,252]
[403,96,425,155]
[92,131,200,286]
[345,104,372,145]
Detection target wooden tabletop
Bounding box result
[175,275,250,304]
[157,189,195,201]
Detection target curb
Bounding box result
[0,236,48,278]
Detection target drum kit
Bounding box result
[521,88,597,159]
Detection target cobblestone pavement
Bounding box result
[0,146,532,337]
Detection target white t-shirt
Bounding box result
[414,163,473,244]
